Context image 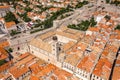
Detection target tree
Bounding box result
[23,17,31,22]
[68,20,90,31]
[106,0,110,3]
[67,17,97,31]
[24,7,32,12]
[104,15,111,22]
[115,25,120,30]
[8,48,13,52]
[10,30,21,36]
[111,1,120,6]
[0,60,6,66]
[36,5,42,8]
[10,30,17,36]
[22,12,31,22]
[4,12,16,22]
[23,0,30,5]
[4,12,19,23]
[90,17,97,27]
[75,1,88,8]
[0,0,10,4]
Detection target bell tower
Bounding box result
[52,36,61,60]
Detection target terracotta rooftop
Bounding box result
[0,41,10,48]
[50,75,56,80]
[18,52,30,61]
[15,55,35,67]
[54,68,72,80]
[56,31,81,40]
[39,15,46,19]
[112,54,120,80]
[114,30,120,35]
[116,54,120,65]
[0,73,11,80]
[5,21,16,29]
[36,59,46,65]
[37,64,56,77]
[112,67,120,80]
[77,54,96,73]
[39,31,55,40]
[0,6,10,9]
[0,73,4,79]
[110,33,120,40]
[0,61,12,72]
[30,27,85,54]
[76,41,88,52]
[104,44,119,53]
[30,39,52,53]
[64,28,78,34]
[88,27,100,32]
[102,50,109,57]
[30,75,39,80]
[29,63,44,74]
[0,47,8,60]
[10,66,29,79]
[65,54,80,66]
[88,45,102,53]
[81,34,95,44]
[57,26,68,32]
[93,58,112,79]
[63,41,75,51]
